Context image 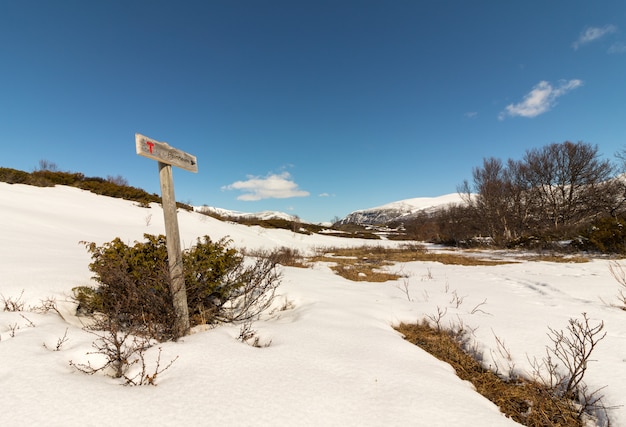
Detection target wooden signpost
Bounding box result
[135,133,197,338]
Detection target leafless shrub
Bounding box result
[31,296,64,319]
[106,174,129,187]
[125,347,178,386]
[547,313,606,400]
[70,316,177,386]
[71,318,148,379]
[426,306,448,331]
[237,320,256,342]
[490,330,517,379]
[237,320,271,348]
[278,297,295,311]
[451,315,478,337]
[265,246,307,268]
[135,201,151,208]
[19,313,35,328]
[7,322,19,337]
[269,297,296,316]
[1,290,25,312]
[37,159,58,171]
[1,294,42,339]
[395,277,413,301]
[608,261,626,309]
[217,257,281,323]
[530,313,611,423]
[43,328,69,351]
[5,313,37,338]
[449,290,466,308]
[398,315,613,427]
[470,298,490,315]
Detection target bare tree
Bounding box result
[465,157,530,243]
[36,159,58,171]
[472,157,511,242]
[523,141,617,231]
[107,174,129,186]
[432,202,478,245]
[503,158,536,236]
[464,141,621,245]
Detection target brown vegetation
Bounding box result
[396,317,608,427]
[309,245,513,282]
[0,166,194,211]
[196,207,328,235]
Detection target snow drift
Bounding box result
[1,182,624,426]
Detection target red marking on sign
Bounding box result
[147,141,155,153]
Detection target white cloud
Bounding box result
[498,79,583,120]
[572,25,618,50]
[222,172,310,201]
[464,112,478,119]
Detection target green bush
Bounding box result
[79,235,172,338]
[0,167,54,186]
[183,236,243,324]
[575,216,626,254]
[77,234,280,341]
[72,286,104,315]
[0,167,32,184]
[0,167,165,207]
[32,170,84,185]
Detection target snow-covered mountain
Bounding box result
[337,193,466,225]
[197,193,466,227]
[195,206,301,222]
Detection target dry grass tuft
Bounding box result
[243,246,309,268]
[523,254,589,263]
[306,245,588,282]
[396,321,585,427]
[309,245,513,282]
[414,252,513,266]
[329,260,402,282]
[310,245,419,282]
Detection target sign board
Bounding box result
[134,132,197,337]
[135,133,198,173]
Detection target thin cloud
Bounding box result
[464,112,478,119]
[222,172,310,201]
[498,79,583,120]
[608,41,626,54]
[572,25,617,50]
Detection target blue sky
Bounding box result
[2,1,625,223]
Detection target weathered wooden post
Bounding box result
[135,133,198,338]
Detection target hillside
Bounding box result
[0,182,624,426]
[337,193,465,225]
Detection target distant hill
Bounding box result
[337,193,466,226]
[195,206,301,223]
[1,165,467,234]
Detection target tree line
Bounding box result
[401,141,626,252]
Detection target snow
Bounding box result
[375,193,466,212]
[1,182,625,426]
[194,205,302,223]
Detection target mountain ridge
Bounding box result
[337,193,466,226]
